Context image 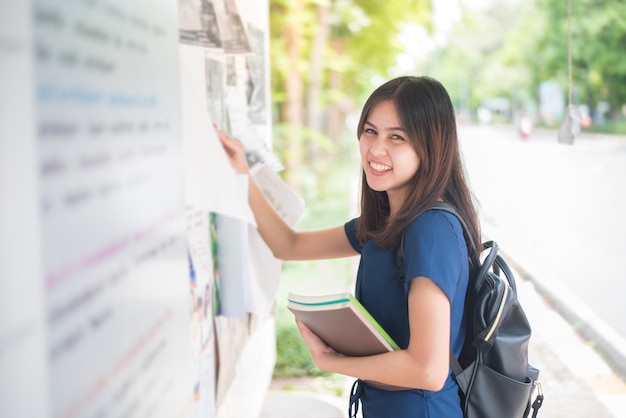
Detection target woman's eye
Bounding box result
[364,128,376,135]
[391,134,404,141]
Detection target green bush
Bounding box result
[273,321,330,378]
[584,118,626,135]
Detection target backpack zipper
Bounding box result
[484,276,509,341]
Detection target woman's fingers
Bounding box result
[215,127,236,149]
[216,129,242,154]
[213,126,249,174]
[296,319,332,352]
[295,319,338,370]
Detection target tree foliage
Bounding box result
[532,0,626,113]
[412,0,626,127]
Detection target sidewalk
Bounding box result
[260,247,626,418]
[260,390,347,418]
[482,215,626,417]
[510,261,626,417]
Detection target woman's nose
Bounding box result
[368,136,387,156]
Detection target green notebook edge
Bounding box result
[347,294,401,351]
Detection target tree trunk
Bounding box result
[306,2,330,165]
[283,1,305,192]
[326,39,352,144]
[326,68,345,141]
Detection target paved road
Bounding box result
[458,123,626,371]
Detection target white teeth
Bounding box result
[370,162,391,172]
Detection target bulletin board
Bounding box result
[0,1,299,417]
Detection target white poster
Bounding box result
[0,2,49,417]
[34,1,192,417]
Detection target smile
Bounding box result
[369,162,391,173]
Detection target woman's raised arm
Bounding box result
[215,128,357,261]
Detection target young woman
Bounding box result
[217,76,481,417]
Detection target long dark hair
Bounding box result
[355,76,481,261]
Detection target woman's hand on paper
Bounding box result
[296,318,339,370]
[214,126,250,175]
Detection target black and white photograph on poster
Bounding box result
[226,55,282,171]
[179,0,222,48]
[205,56,226,129]
[226,55,238,88]
[245,23,267,125]
[216,0,251,54]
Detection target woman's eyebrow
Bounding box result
[364,120,405,132]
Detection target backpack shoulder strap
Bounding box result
[396,202,475,283]
[429,202,477,252]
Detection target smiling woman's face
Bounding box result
[359,100,420,212]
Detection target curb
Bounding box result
[506,253,626,382]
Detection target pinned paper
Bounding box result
[179,44,255,225]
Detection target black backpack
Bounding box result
[396,202,544,418]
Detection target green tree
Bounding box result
[558,0,625,115]
[417,0,626,127]
[509,0,626,120]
